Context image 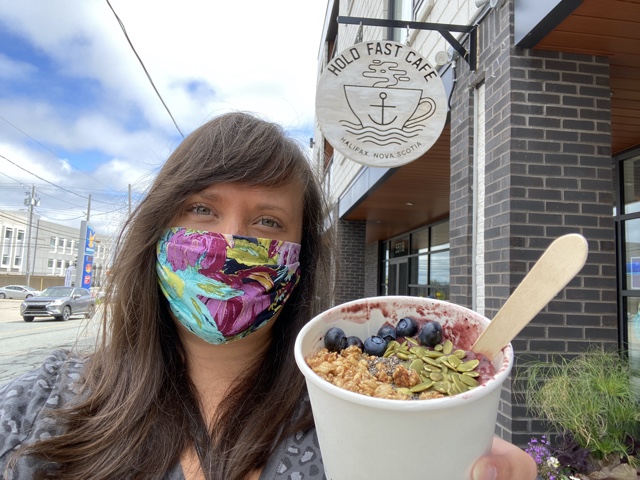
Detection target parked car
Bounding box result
[0,285,41,299]
[20,286,95,322]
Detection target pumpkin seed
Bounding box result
[458,359,480,372]
[410,346,428,357]
[409,359,424,373]
[451,374,467,392]
[423,350,445,358]
[410,381,434,392]
[433,381,449,394]
[424,357,441,368]
[405,338,420,348]
[460,375,479,387]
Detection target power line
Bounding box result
[33,190,86,209]
[0,153,114,205]
[0,216,81,239]
[0,154,89,200]
[0,212,116,239]
[0,172,30,189]
[0,176,121,210]
[105,0,185,139]
[0,114,120,193]
[38,212,87,221]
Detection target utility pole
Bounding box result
[86,194,91,221]
[24,185,40,287]
[32,219,40,282]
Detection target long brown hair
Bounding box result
[13,112,333,479]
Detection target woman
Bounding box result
[0,112,536,479]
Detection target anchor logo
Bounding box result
[369,92,397,126]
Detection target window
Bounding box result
[48,259,54,268]
[4,228,12,240]
[615,148,640,397]
[391,0,413,42]
[58,238,65,248]
[14,255,21,267]
[380,220,450,300]
[1,254,8,266]
[413,0,427,18]
[17,231,24,241]
[50,237,56,247]
[68,240,74,254]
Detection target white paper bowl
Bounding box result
[294,296,514,480]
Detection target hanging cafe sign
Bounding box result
[316,40,447,168]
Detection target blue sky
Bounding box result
[0,0,328,235]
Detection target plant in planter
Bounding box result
[525,348,640,479]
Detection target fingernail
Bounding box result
[473,465,497,480]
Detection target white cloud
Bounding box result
[0,0,328,236]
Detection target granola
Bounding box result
[306,345,445,400]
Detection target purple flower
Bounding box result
[525,436,569,480]
[269,240,301,265]
[165,229,227,272]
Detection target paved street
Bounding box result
[0,299,99,383]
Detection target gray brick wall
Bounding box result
[364,241,380,297]
[334,219,366,305]
[450,3,617,447]
[449,67,475,306]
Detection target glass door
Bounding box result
[388,259,409,296]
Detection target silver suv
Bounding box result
[20,286,95,322]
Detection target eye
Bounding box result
[186,203,213,216]
[258,217,282,229]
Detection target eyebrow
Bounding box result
[193,192,296,218]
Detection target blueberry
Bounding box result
[417,321,443,347]
[377,325,397,344]
[324,327,347,352]
[363,335,387,356]
[396,317,418,337]
[346,335,364,350]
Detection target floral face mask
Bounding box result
[156,227,301,344]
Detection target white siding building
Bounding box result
[0,210,112,287]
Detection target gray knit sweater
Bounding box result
[0,350,326,480]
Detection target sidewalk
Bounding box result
[0,299,23,323]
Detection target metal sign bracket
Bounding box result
[337,16,477,71]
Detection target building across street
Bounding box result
[0,210,112,291]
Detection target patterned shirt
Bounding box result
[0,350,326,480]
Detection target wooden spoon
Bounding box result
[471,233,589,361]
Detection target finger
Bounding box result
[472,437,538,480]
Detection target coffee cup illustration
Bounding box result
[343,85,436,145]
